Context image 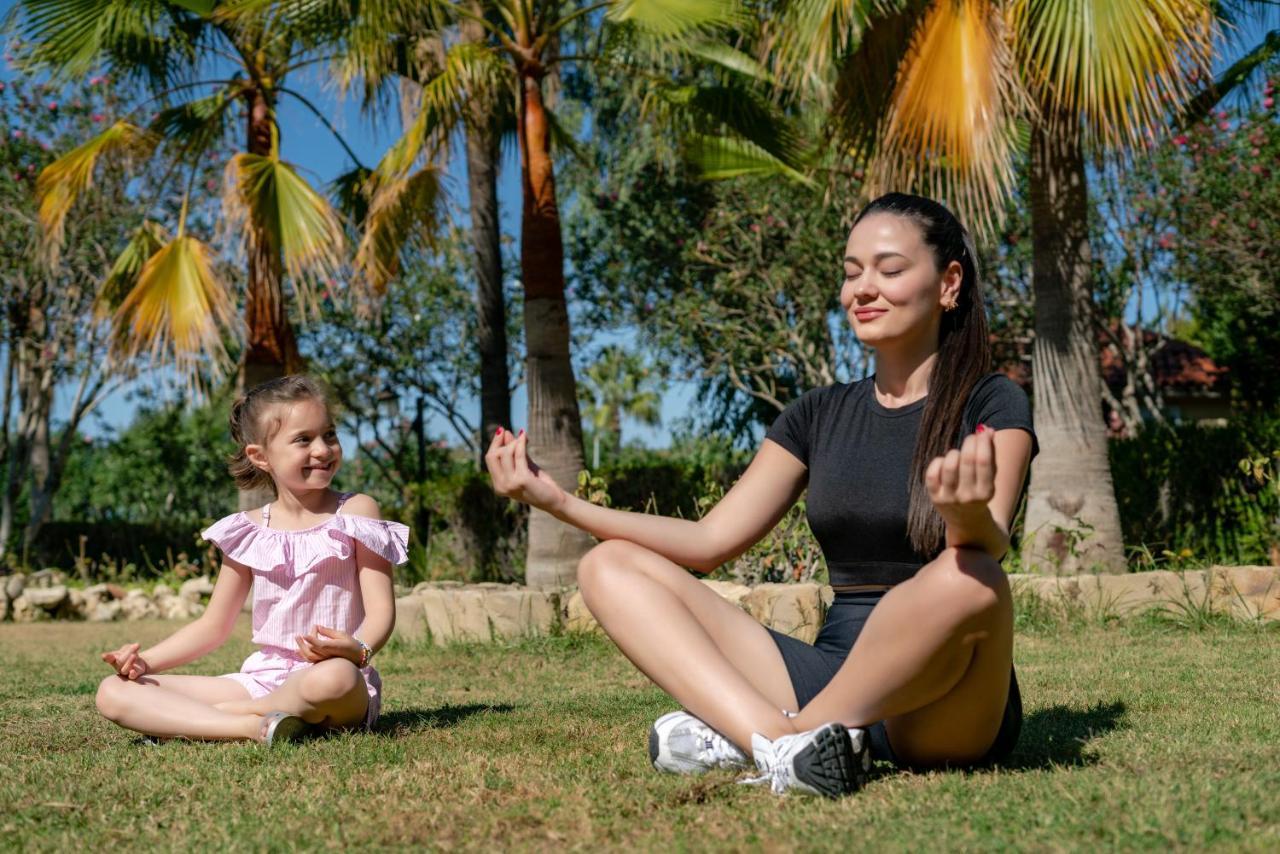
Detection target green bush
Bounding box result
[1110,412,1280,567]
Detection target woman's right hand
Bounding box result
[101,642,149,680]
[486,428,568,514]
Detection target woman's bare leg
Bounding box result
[578,540,798,750]
[214,658,369,728]
[95,674,261,740]
[794,546,1014,766]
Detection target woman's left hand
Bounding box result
[296,625,361,664]
[925,425,996,522]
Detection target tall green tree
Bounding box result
[580,345,664,469]
[12,0,359,396]
[763,0,1222,571]
[253,0,791,588]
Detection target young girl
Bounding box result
[96,376,409,744]
[487,193,1036,796]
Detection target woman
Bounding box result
[487,193,1036,797]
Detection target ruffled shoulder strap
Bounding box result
[201,512,287,572]
[327,514,411,567]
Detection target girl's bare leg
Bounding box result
[794,546,1014,766]
[578,540,798,750]
[213,658,369,728]
[95,674,261,740]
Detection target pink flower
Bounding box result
[0,82,6,92]
[750,223,760,233]
[47,101,57,111]
[1157,233,1174,249]
[1218,120,1231,131]
[1264,97,1275,110]
[11,129,22,139]
[1173,134,1188,146]
[91,113,104,123]
[89,76,103,86]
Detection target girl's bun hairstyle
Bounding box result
[228,375,332,494]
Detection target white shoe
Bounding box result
[743,723,871,797]
[649,711,750,774]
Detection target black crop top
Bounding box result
[765,373,1037,588]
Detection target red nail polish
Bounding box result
[518,428,525,437]
[496,426,503,436]
[976,424,987,434]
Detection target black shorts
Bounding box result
[767,591,1022,769]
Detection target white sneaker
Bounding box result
[743,723,871,797]
[649,711,750,774]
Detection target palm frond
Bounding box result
[223,150,349,316]
[866,0,1027,238]
[767,0,890,97]
[110,232,236,379]
[14,0,205,89]
[607,0,744,36]
[686,133,814,182]
[354,167,443,294]
[376,40,508,178]
[99,220,170,311]
[1180,26,1280,126]
[149,87,237,156]
[36,120,158,263]
[1009,0,1215,147]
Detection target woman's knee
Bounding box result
[917,547,1009,617]
[96,675,132,721]
[577,540,641,599]
[300,659,362,704]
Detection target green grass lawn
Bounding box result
[2,614,1278,851]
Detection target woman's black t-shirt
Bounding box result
[765,373,1037,588]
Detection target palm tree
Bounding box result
[763,0,1221,571]
[581,345,664,469]
[248,0,786,588]
[12,0,356,399]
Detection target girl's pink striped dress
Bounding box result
[201,492,410,727]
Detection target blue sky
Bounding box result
[3,1,1274,453]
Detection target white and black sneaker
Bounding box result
[743,723,871,797]
[649,711,750,774]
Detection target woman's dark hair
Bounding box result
[228,375,332,494]
[852,192,992,556]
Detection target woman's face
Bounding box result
[839,212,961,350]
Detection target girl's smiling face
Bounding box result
[246,398,342,493]
[839,212,962,350]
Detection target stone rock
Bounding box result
[121,590,160,621]
[416,586,491,645]
[743,583,828,643]
[28,568,65,589]
[11,596,43,623]
[0,593,8,621]
[89,600,123,622]
[153,584,175,599]
[5,573,26,601]
[563,589,600,635]
[105,583,127,600]
[701,579,753,608]
[484,587,558,641]
[394,595,429,643]
[178,576,215,603]
[67,588,88,620]
[1208,565,1280,620]
[158,596,201,620]
[23,585,69,610]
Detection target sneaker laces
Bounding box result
[739,733,790,794]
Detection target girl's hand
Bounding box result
[925,426,997,522]
[296,625,361,664]
[101,642,150,680]
[486,428,568,513]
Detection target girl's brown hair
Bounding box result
[228,375,332,494]
[851,193,993,557]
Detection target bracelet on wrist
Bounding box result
[354,637,372,668]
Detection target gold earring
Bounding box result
[942,297,959,312]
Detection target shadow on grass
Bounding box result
[375,702,517,735]
[1002,700,1128,770]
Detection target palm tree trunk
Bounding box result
[462,16,511,458]
[239,87,299,509]
[517,68,594,590]
[1022,122,1126,573]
